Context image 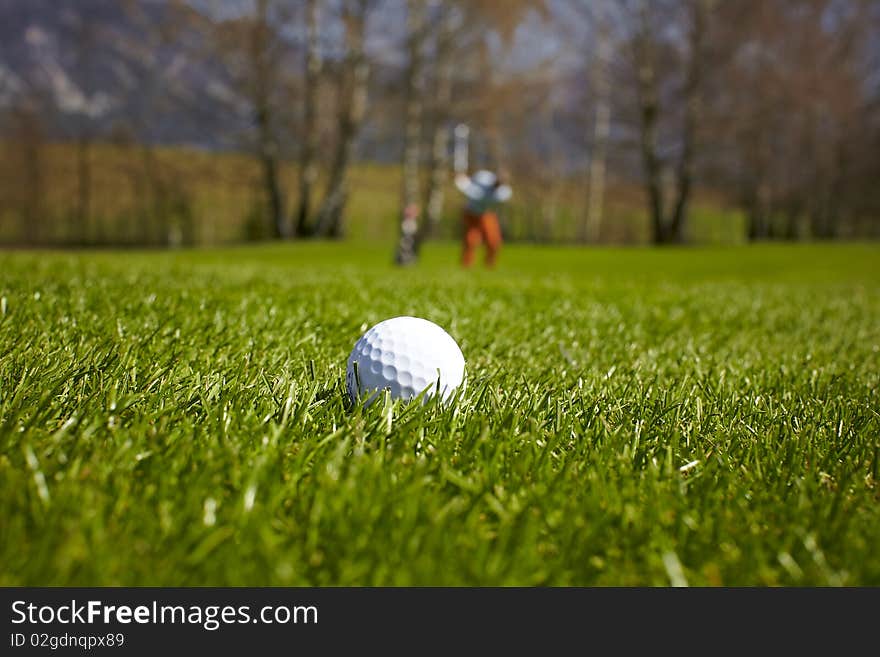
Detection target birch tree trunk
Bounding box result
[417,5,457,249]
[395,0,427,265]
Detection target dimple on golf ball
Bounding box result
[346,316,465,405]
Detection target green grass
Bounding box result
[1,242,879,585]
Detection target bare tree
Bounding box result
[313,0,372,238]
[394,1,427,264]
[418,5,459,245]
[295,0,322,237]
[120,0,203,246]
[464,1,548,171]
[400,0,547,258]
[632,1,666,243]
[709,0,874,241]
[208,0,291,239]
[251,0,287,238]
[668,0,708,242]
[582,0,612,243]
[630,0,710,244]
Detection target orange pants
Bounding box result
[461,210,502,268]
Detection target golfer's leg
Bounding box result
[461,213,481,267]
[482,212,502,267]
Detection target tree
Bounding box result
[210,0,292,239]
[250,0,287,239]
[579,0,612,243]
[393,0,548,262]
[418,5,459,246]
[668,0,707,243]
[627,0,711,244]
[394,1,428,265]
[121,0,203,246]
[707,0,875,240]
[295,0,322,237]
[312,0,372,238]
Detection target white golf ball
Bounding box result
[346,316,465,405]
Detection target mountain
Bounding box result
[0,0,251,147]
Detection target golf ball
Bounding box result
[346,316,465,405]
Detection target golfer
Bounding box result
[455,170,512,268]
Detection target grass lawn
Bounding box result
[1,242,878,585]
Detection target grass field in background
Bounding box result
[0,141,744,245]
[1,242,878,585]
